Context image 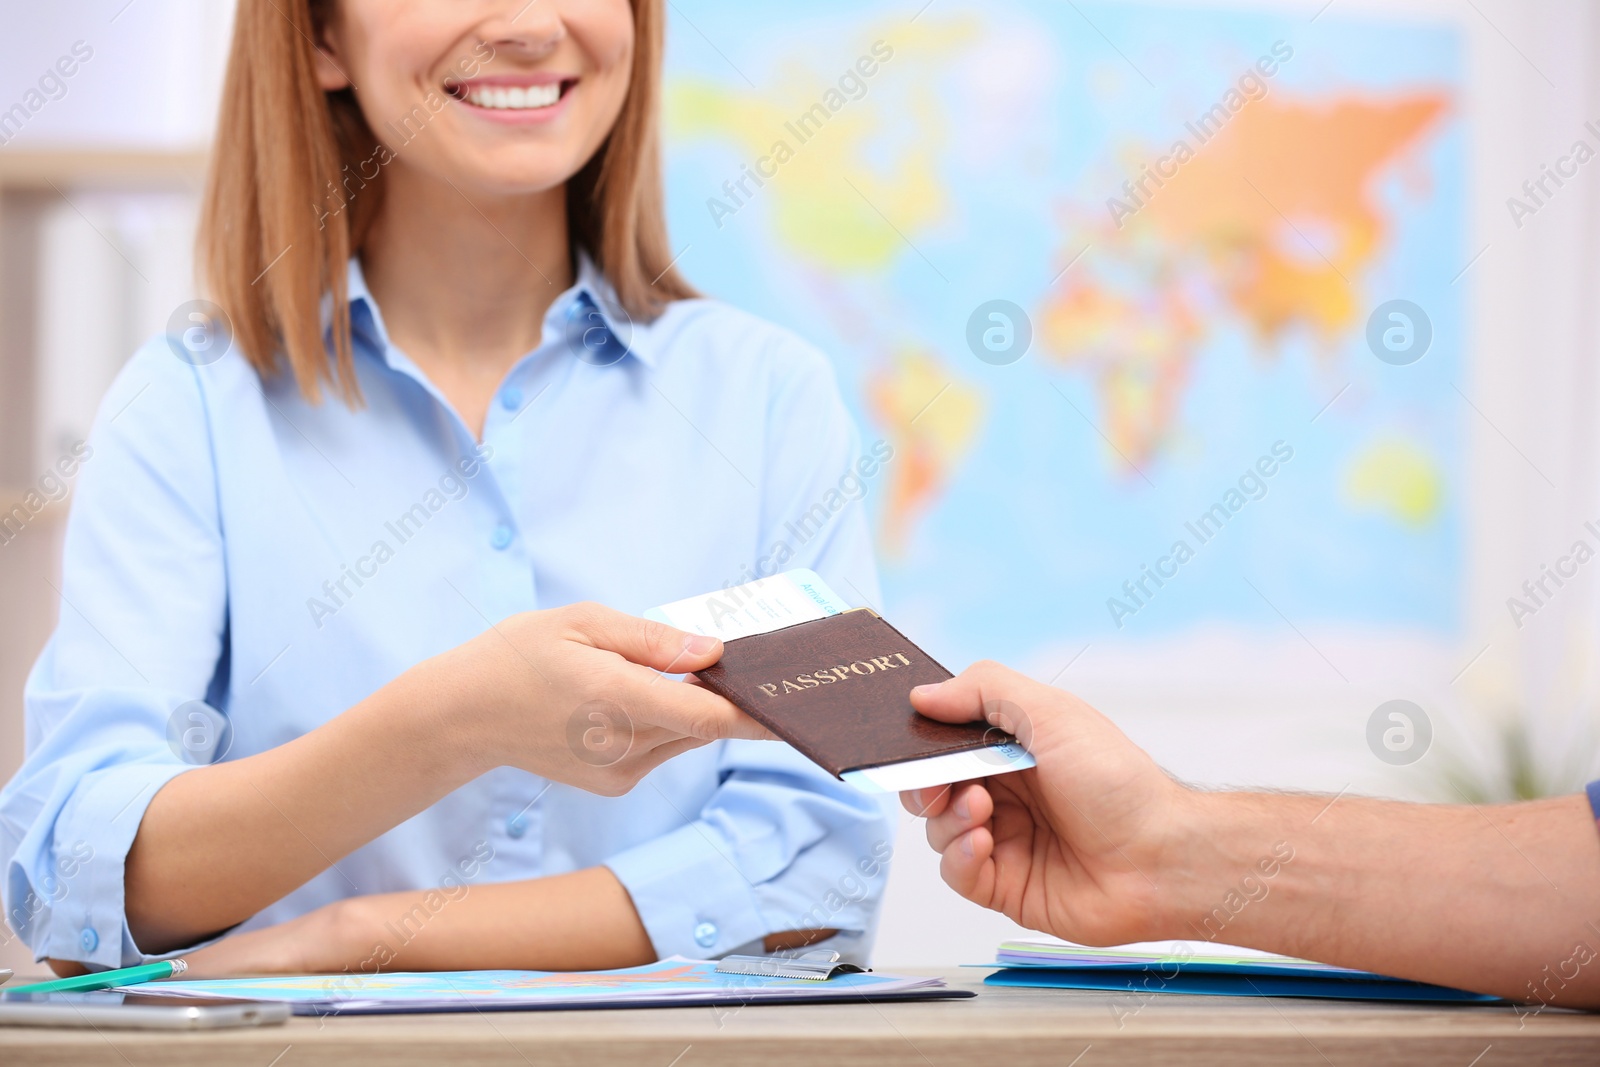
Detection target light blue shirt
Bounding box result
[0,256,893,969]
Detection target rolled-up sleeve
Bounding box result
[1,341,227,968]
[607,335,897,962]
[606,743,895,961]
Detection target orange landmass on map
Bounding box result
[867,350,984,559]
[1039,93,1449,469]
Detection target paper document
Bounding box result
[645,569,848,640]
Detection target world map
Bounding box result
[662,2,1463,671]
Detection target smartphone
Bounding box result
[0,990,290,1030]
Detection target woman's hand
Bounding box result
[128,604,766,957]
[900,661,1190,946]
[428,602,773,794]
[181,906,347,978]
[181,867,659,978]
[182,872,848,979]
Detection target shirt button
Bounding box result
[693,921,718,949]
[79,927,99,953]
[501,386,523,411]
[505,815,526,839]
[490,524,514,550]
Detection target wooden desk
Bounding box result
[3,969,1598,1066]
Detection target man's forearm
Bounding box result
[1159,790,1600,1006]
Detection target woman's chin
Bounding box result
[405,149,584,202]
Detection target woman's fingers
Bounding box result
[628,733,714,777]
[618,671,775,742]
[549,602,774,743]
[567,602,725,675]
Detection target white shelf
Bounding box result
[0,148,210,189]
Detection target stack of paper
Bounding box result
[123,958,966,1016]
[985,939,1499,1003]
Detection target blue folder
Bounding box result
[981,940,1502,1003]
[985,966,1501,1002]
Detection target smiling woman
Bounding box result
[0,0,887,980]
[205,0,690,416]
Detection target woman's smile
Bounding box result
[446,73,579,120]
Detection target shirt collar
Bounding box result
[331,252,657,370]
[567,251,658,368]
[339,255,389,355]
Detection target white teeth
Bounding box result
[466,83,562,110]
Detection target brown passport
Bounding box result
[696,608,1008,777]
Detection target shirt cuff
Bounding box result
[605,820,772,960]
[1586,780,1600,826]
[44,761,192,968]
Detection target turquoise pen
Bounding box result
[7,959,187,994]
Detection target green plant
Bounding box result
[1434,713,1600,804]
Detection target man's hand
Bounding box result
[900,661,1188,946]
[901,662,1600,1009]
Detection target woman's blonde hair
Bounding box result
[198,0,692,404]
